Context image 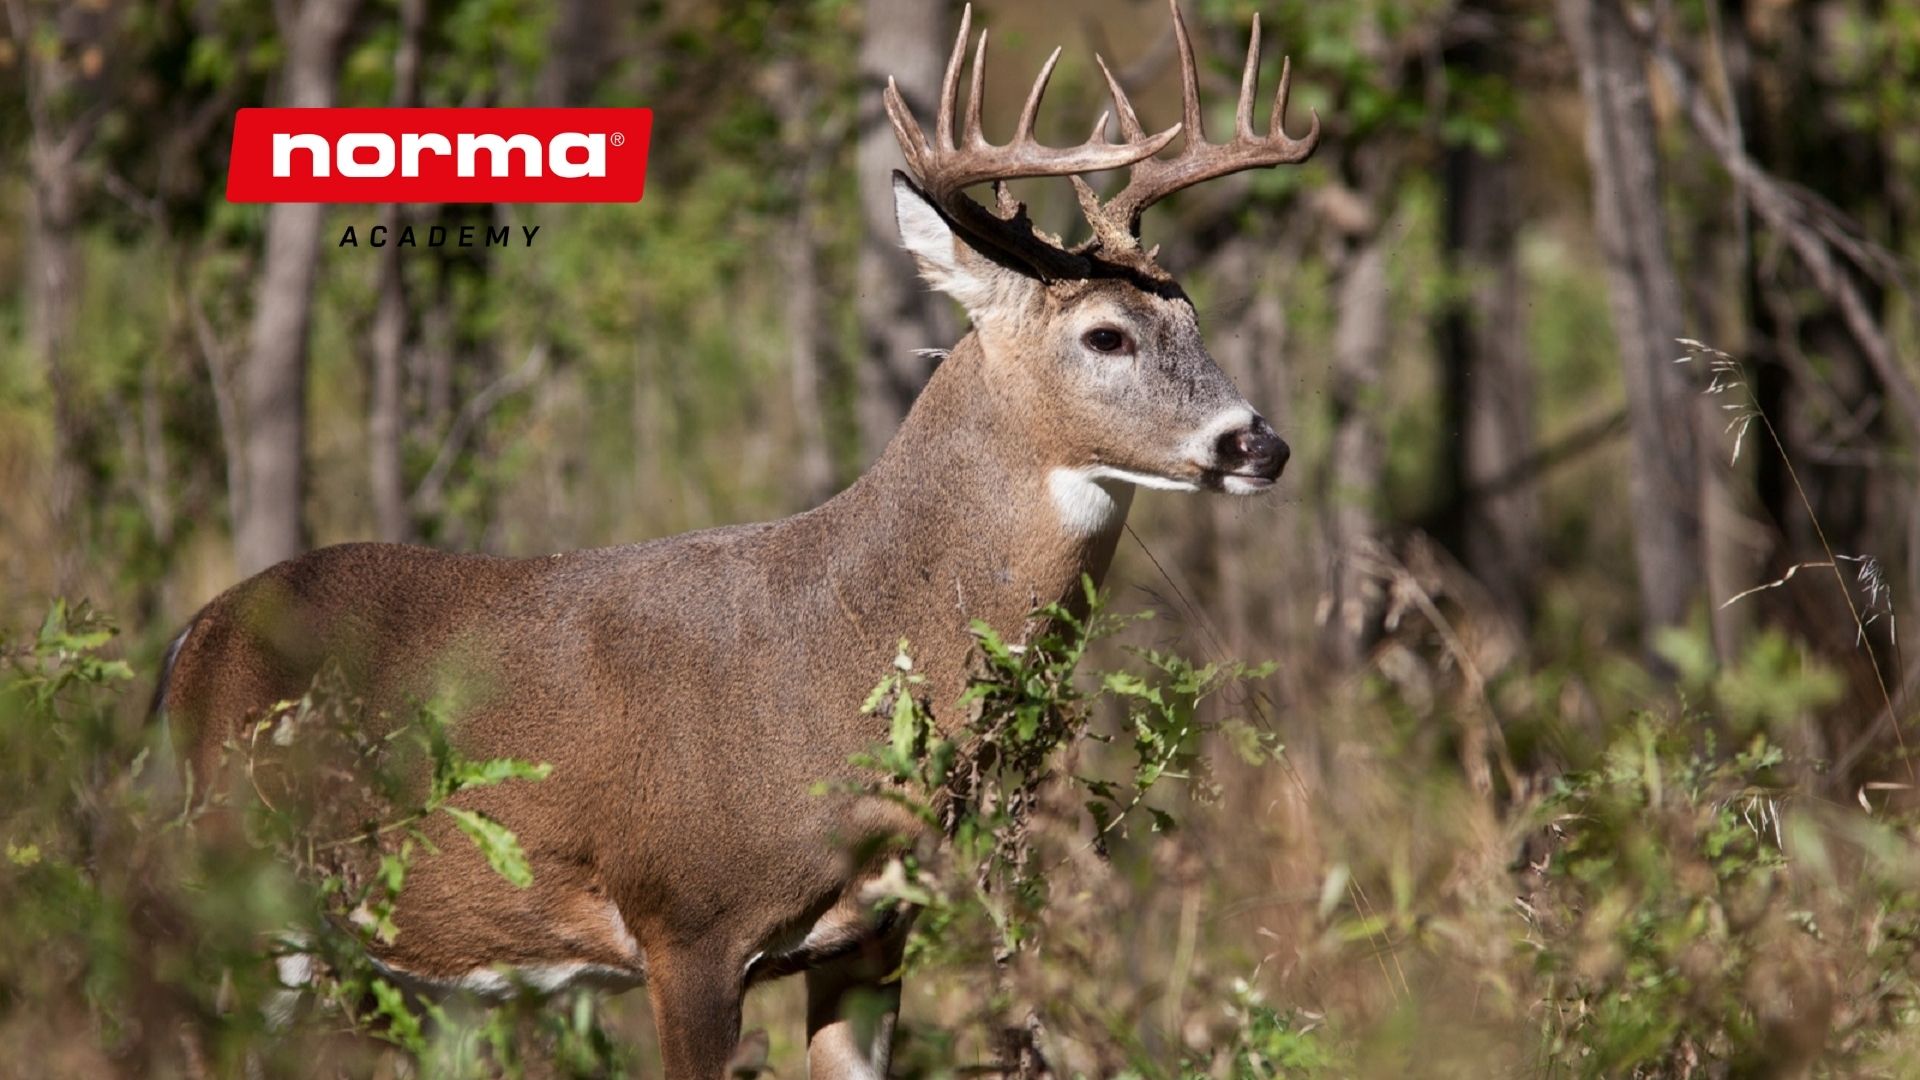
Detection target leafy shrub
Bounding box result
[0,601,627,1077]
[1516,706,1920,1078]
[852,580,1310,1076]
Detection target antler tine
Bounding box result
[1169,0,1205,146]
[1086,108,1113,144]
[883,77,928,171]
[964,28,989,148]
[1094,55,1148,143]
[935,4,972,151]
[1236,14,1261,140]
[1093,2,1323,238]
[1014,47,1063,145]
[1274,55,1320,147]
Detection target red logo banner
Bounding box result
[226,108,652,204]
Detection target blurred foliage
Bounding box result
[0,601,629,1077]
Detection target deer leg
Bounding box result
[647,951,747,1080]
[805,929,907,1079]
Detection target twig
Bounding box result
[1352,542,1524,798]
[1718,561,1834,612]
[1423,406,1629,532]
[409,342,548,515]
[188,282,249,532]
[101,171,167,230]
[1484,407,1629,499]
[1837,661,1920,778]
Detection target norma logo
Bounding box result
[227,108,652,204]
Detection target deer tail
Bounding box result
[147,618,195,726]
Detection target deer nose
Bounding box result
[1215,415,1290,480]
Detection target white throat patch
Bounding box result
[1049,467,1167,536]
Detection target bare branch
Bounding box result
[188,285,249,532]
[409,343,549,516]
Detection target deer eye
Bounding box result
[1082,327,1131,355]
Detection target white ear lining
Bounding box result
[892,174,1003,314]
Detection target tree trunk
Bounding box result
[1443,143,1543,630]
[235,0,359,574]
[1322,223,1390,667]
[368,0,424,543]
[414,269,457,438]
[783,219,837,504]
[14,0,101,595]
[855,0,955,459]
[536,0,612,108]
[1556,0,1711,648]
[368,215,411,542]
[763,50,839,506]
[25,132,87,594]
[1439,125,1537,633]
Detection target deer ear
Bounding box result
[893,172,1028,317]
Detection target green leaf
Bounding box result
[34,599,67,646]
[1336,914,1390,943]
[969,619,1010,661]
[1221,719,1276,766]
[370,979,428,1053]
[861,676,893,714]
[446,757,553,791]
[890,692,920,761]
[925,737,955,787]
[377,849,410,894]
[444,807,535,888]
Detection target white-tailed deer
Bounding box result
[154,3,1318,1075]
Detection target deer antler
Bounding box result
[885,2,1320,277]
[884,3,1181,278]
[1074,1,1321,256]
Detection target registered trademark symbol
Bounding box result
[611,132,625,147]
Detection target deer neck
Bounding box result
[805,333,1130,682]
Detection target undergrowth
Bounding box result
[3,589,1919,1077]
[0,600,626,1077]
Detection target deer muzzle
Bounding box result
[1211,414,1289,492]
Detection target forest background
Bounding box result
[2,0,1919,1075]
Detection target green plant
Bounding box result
[0,601,631,1077]
[853,580,1291,1074]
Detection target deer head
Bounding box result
[884,0,1319,527]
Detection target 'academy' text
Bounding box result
[339,224,541,248]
